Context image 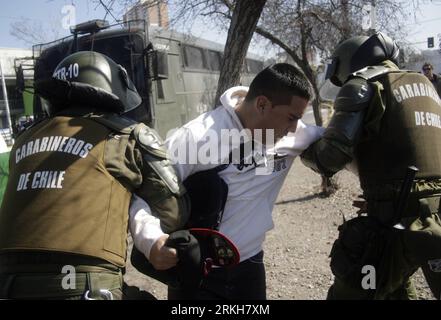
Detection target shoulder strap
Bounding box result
[351,65,415,82]
[87,113,138,135]
[183,164,230,231]
[351,65,391,82]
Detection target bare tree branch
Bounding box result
[10,18,62,46]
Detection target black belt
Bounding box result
[368,194,441,224]
[0,251,119,273]
[0,271,122,299]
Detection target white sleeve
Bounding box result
[129,194,166,260]
[274,120,325,157]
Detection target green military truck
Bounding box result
[18,19,263,138]
[5,19,263,204]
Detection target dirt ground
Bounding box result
[123,159,435,300]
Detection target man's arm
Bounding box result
[129,195,178,270]
[301,77,374,177]
[133,124,191,234]
[99,116,188,270]
[274,120,325,157]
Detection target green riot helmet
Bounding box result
[36,51,142,115]
[325,32,400,86]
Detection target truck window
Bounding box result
[207,50,221,71]
[183,45,207,70]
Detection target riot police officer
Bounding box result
[0,51,189,299]
[302,32,441,300]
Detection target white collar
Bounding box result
[219,86,249,131]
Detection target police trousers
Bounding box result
[0,252,123,300]
[327,196,441,300]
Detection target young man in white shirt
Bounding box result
[130,63,324,299]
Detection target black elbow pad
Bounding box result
[326,77,373,145]
[301,139,352,177]
[301,78,373,176]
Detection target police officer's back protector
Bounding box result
[356,71,441,190]
[0,116,131,267]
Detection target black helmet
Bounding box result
[35,51,142,115]
[325,32,400,86]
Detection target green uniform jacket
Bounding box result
[0,107,188,268]
[303,61,441,201]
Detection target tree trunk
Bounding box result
[308,74,323,127]
[214,0,267,106]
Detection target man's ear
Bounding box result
[255,96,269,114]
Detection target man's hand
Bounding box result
[149,234,178,270]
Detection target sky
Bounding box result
[0,0,127,49]
[0,0,440,54]
[405,0,441,51]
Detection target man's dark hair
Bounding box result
[423,62,433,70]
[245,63,313,105]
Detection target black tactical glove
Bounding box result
[130,230,203,289]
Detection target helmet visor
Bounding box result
[325,58,342,87]
[325,58,337,80]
